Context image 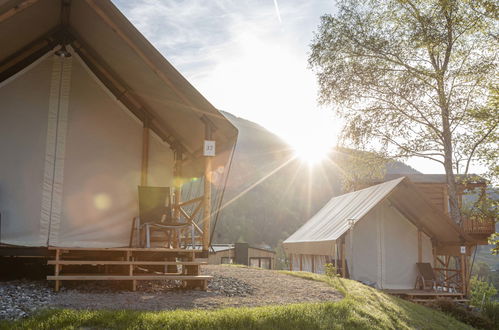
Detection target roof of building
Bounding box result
[284,177,469,248]
[381,174,487,184]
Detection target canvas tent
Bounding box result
[0,0,237,248]
[283,177,467,290]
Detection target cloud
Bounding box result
[113,0,339,150]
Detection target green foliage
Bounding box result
[1,268,473,330]
[324,263,339,278]
[309,0,498,224]
[470,276,498,307]
[489,233,499,255]
[427,299,493,330]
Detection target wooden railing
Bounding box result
[461,217,496,235]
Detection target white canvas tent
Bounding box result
[283,177,467,290]
[0,0,237,248]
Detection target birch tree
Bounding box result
[309,0,498,224]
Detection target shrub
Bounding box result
[428,299,493,329]
[470,276,498,307]
[482,301,499,329]
[324,263,338,278]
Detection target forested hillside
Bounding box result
[212,111,419,249]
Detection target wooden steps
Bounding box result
[47,247,210,291]
[48,260,208,266]
[47,275,212,281]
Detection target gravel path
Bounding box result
[0,265,342,320]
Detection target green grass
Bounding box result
[0,268,472,330]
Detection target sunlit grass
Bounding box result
[0,268,471,330]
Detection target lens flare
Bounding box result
[94,193,111,210]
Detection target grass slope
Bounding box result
[0,269,471,330]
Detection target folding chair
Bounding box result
[129,186,194,248]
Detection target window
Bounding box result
[249,257,272,269]
[221,257,233,264]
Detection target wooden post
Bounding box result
[311,255,315,273]
[341,238,346,278]
[417,230,422,263]
[172,148,182,248]
[54,249,60,292]
[289,253,293,271]
[202,123,213,251]
[299,254,303,271]
[140,121,149,186]
[127,251,136,291]
[461,252,467,295]
[173,148,182,220]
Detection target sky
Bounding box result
[113,0,444,174]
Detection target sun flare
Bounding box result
[293,142,331,165]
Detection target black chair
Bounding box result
[130,186,194,248]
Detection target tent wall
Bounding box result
[0,55,53,246]
[345,201,434,289]
[345,207,379,286]
[0,52,175,248]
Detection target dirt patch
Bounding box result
[0,265,342,320]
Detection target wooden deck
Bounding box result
[47,247,211,292]
[384,289,468,303]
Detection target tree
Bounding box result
[309,0,498,225]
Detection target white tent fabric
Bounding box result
[283,178,403,254]
[283,178,446,289]
[0,53,173,247]
[0,54,53,246]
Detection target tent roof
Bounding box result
[382,174,487,184]
[284,177,468,246]
[0,0,237,173]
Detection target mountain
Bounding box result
[212,111,419,249]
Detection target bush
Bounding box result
[428,299,493,329]
[482,301,499,329]
[470,276,498,307]
[324,263,338,278]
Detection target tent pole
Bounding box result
[140,120,149,186]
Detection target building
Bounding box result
[283,176,494,294]
[208,243,276,269]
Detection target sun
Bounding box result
[293,142,331,165]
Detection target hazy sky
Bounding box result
[113,0,444,174]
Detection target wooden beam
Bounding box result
[0,0,39,24]
[85,0,206,116]
[173,149,182,221]
[70,35,196,158]
[0,28,63,82]
[202,123,213,251]
[418,230,422,263]
[140,121,149,186]
[461,253,466,295]
[341,238,346,278]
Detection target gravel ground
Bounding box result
[0,265,342,320]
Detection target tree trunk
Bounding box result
[438,78,463,225]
